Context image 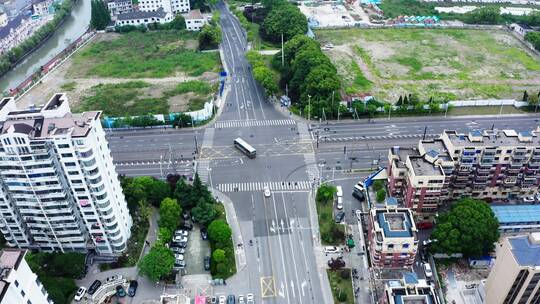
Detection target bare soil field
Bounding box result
[317,28,540,102]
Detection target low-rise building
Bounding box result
[512,23,534,36]
[0,15,41,55]
[32,0,52,16]
[116,7,172,26]
[0,10,8,27]
[485,233,540,304]
[138,0,189,14]
[184,9,207,31]
[367,203,418,268]
[492,204,540,235]
[107,0,133,17]
[380,272,441,304]
[0,249,51,304]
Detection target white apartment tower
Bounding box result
[138,0,189,15]
[0,94,132,256]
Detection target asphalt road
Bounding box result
[101,2,540,303]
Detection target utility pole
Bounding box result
[194,135,199,154]
[499,100,504,116]
[316,131,319,148]
[444,102,449,118]
[308,94,311,121]
[387,105,391,120]
[281,33,284,67]
[422,126,428,140]
[331,90,335,118]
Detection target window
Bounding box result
[402,243,409,249]
[21,289,25,297]
[14,280,19,287]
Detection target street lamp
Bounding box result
[207,167,213,190]
[308,94,312,122]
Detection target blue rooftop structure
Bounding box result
[509,235,540,267]
[491,205,540,224]
[471,130,482,136]
[426,149,439,158]
[403,272,418,285]
[377,211,413,238]
[386,197,398,206]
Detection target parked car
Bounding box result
[238,295,245,304]
[175,259,186,267]
[210,296,217,304]
[263,185,271,197]
[219,295,226,304]
[423,239,437,247]
[175,253,185,260]
[524,196,536,203]
[324,246,340,254]
[334,211,345,223]
[336,196,343,210]
[352,184,365,201]
[246,293,254,304]
[175,230,189,237]
[227,295,236,304]
[423,262,433,279]
[128,280,138,297]
[181,221,194,231]
[172,247,185,254]
[204,256,211,271]
[182,211,190,220]
[106,275,123,283]
[173,235,188,243]
[201,227,208,240]
[116,285,127,297]
[336,185,343,197]
[74,287,86,301]
[87,280,102,295]
[417,222,434,230]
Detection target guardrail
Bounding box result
[90,279,128,304]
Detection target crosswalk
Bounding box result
[214,119,296,128]
[196,159,210,182]
[304,153,320,182]
[114,160,192,166]
[216,181,312,192]
[297,122,311,141]
[202,128,215,147]
[321,133,438,142]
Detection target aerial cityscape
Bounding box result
[1,0,540,303]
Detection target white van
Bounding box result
[337,197,343,210]
[336,186,343,198]
[423,263,433,279]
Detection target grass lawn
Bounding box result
[74,80,214,116]
[317,28,540,101]
[448,105,526,116]
[327,269,354,304]
[316,198,346,246]
[70,31,221,78]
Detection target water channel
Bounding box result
[0,0,91,93]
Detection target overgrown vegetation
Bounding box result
[26,252,85,304]
[90,0,111,30]
[199,12,222,50]
[327,269,354,304]
[246,50,278,95]
[259,0,308,43]
[72,31,220,78]
[316,183,345,245]
[0,0,75,76]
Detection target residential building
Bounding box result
[0,10,7,27]
[0,15,41,55]
[116,7,172,26]
[511,23,534,36]
[107,0,133,17]
[0,94,132,255]
[367,202,418,268]
[1,0,31,18]
[0,249,51,304]
[32,0,52,16]
[387,129,540,217]
[184,9,206,31]
[485,233,540,304]
[138,0,189,15]
[380,272,441,304]
[492,204,540,235]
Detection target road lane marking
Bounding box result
[260,276,276,298]
[216,181,311,192]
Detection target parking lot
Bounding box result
[183,225,211,275]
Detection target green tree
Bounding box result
[207,219,232,245]
[523,90,529,102]
[159,198,182,233]
[169,15,186,30]
[138,245,175,281]
[376,189,386,203]
[90,0,111,30]
[198,24,222,50]
[253,66,278,95]
[191,173,212,204]
[260,3,308,43]
[174,177,194,209]
[212,248,226,263]
[528,92,539,108]
[128,176,171,207]
[191,199,217,226]
[316,183,337,204]
[430,198,500,257]
[372,180,385,192]
[464,6,501,24]
[157,227,173,245]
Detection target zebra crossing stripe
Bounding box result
[216,181,312,192]
[215,119,296,128]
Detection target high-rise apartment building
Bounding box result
[485,233,540,304]
[0,94,132,255]
[0,249,51,304]
[138,0,189,15]
[367,202,418,268]
[388,129,540,217]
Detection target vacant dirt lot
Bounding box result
[17,32,220,116]
[317,28,540,101]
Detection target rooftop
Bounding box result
[409,156,443,176]
[0,14,25,40]
[185,8,204,20]
[445,129,540,148]
[0,249,23,270]
[375,208,415,238]
[491,204,540,224]
[509,234,540,267]
[117,7,166,20]
[421,139,451,162]
[391,146,420,169]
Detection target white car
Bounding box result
[105,275,123,283]
[219,295,226,304]
[324,43,334,49]
[336,185,343,197]
[175,230,188,237]
[324,246,340,254]
[174,253,184,260]
[336,197,343,210]
[524,196,536,203]
[173,235,188,243]
[74,286,86,301]
[238,295,245,304]
[423,262,433,278]
[263,185,271,197]
[246,293,254,303]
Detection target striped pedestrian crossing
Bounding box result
[216,181,312,192]
[214,119,296,128]
[297,122,311,142]
[320,133,438,142]
[303,153,319,182]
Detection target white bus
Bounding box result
[234,138,256,158]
